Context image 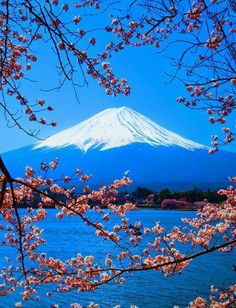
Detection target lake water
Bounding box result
[1,209,235,308]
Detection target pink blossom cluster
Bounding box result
[0,160,235,304]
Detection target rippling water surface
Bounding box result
[1,210,235,308]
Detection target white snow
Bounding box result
[34,107,207,152]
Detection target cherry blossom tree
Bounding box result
[0,0,235,148]
[0,0,235,307]
[0,156,235,307]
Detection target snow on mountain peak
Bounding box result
[34,106,207,152]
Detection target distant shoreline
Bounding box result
[17,204,198,211]
[135,204,197,211]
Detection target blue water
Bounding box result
[1,210,235,308]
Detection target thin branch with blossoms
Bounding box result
[0,0,235,306]
[0,0,235,149]
[0,155,235,304]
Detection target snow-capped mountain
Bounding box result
[2,107,236,190]
[34,107,206,152]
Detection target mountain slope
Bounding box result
[3,144,236,191]
[34,107,206,152]
[2,106,235,191]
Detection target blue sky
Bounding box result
[1,32,235,153]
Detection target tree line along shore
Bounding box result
[18,186,226,211]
